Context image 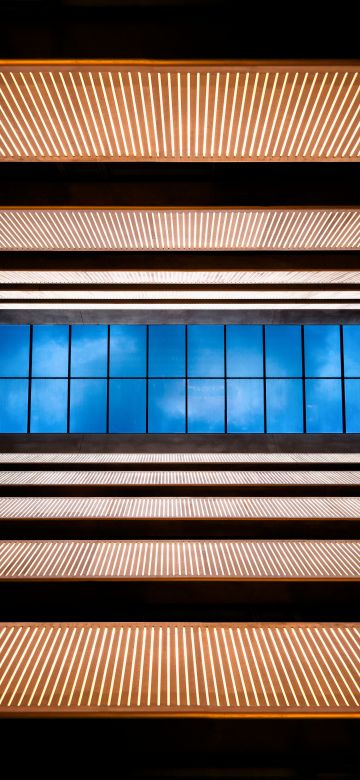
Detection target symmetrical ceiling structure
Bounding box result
[0,44,359,771]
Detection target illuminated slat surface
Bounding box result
[0,63,358,162]
[0,209,358,251]
[1,470,359,488]
[0,496,359,521]
[3,303,360,311]
[0,540,358,580]
[2,270,360,285]
[0,452,359,465]
[0,622,358,715]
[1,290,360,302]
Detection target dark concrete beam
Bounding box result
[1,433,360,453]
[1,309,360,325]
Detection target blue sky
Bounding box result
[0,323,359,433]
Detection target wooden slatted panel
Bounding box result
[0,496,359,520]
[0,453,359,465]
[0,209,358,251]
[1,469,359,488]
[0,540,358,580]
[0,622,358,715]
[0,63,358,161]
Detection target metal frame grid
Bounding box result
[0,323,359,434]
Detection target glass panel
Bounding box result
[109,379,146,433]
[30,379,68,433]
[149,325,185,377]
[71,325,108,377]
[148,379,185,433]
[265,326,302,377]
[345,379,360,433]
[110,325,146,377]
[226,325,263,377]
[304,325,341,377]
[343,326,360,377]
[32,325,69,377]
[227,379,264,433]
[0,379,28,432]
[188,325,224,377]
[70,379,107,432]
[0,325,30,377]
[306,379,343,433]
[266,379,303,433]
[188,379,225,433]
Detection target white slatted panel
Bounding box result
[1,270,360,285]
[0,469,359,488]
[0,540,358,580]
[0,209,358,251]
[0,496,359,520]
[0,453,359,465]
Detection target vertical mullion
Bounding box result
[262,324,267,433]
[185,324,188,433]
[106,325,110,433]
[27,324,33,433]
[301,324,306,433]
[67,324,72,434]
[224,324,227,433]
[340,324,346,433]
[146,324,149,433]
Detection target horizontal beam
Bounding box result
[0,621,358,715]
[0,63,358,162]
[1,434,360,454]
[1,309,360,324]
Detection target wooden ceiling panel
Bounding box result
[0,62,358,162]
[0,622,358,714]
